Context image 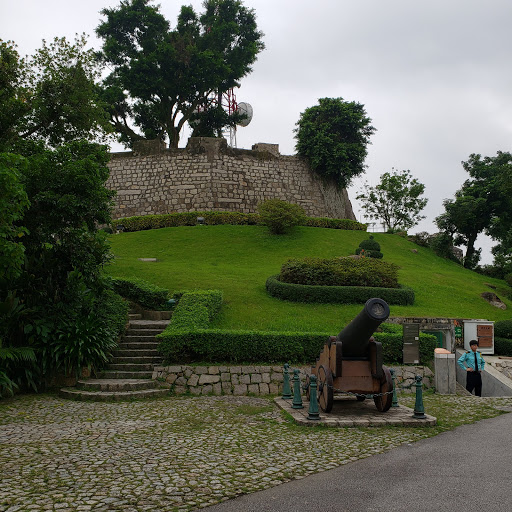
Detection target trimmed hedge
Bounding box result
[279,257,400,288]
[266,275,415,305]
[166,290,223,331]
[495,336,512,357]
[495,320,512,339]
[111,211,366,232]
[111,277,170,310]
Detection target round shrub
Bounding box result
[257,199,306,235]
[355,235,383,258]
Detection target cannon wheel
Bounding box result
[305,374,311,401]
[317,365,333,413]
[374,366,393,412]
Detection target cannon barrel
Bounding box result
[336,298,390,358]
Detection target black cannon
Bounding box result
[306,298,393,413]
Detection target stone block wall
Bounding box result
[152,364,434,396]
[106,138,355,220]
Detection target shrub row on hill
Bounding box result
[111,277,170,310]
[156,290,430,363]
[266,275,415,305]
[279,257,400,288]
[110,211,366,232]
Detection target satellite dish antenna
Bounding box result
[236,102,253,127]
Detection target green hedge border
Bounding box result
[265,275,415,305]
[157,289,433,364]
[111,211,366,232]
[111,277,170,310]
[495,336,512,357]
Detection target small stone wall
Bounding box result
[153,364,434,396]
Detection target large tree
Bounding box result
[0,36,109,151]
[294,97,376,188]
[356,169,428,232]
[436,151,512,269]
[96,0,264,148]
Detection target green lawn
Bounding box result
[105,225,511,332]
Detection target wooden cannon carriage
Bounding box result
[306,298,393,413]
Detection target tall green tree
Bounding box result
[96,0,264,148]
[356,169,428,232]
[294,97,376,188]
[436,151,512,269]
[0,36,109,151]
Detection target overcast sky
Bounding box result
[3,0,512,263]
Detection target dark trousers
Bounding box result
[466,371,482,396]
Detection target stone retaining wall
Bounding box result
[106,138,355,220]
[152,364,434,396]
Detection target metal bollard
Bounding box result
[412,375,426,419]
[390,368,399,408]
[292,369,304,409]
[307,375,320,420]
[282,363,292,399]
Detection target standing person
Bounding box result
[458,339,485,396]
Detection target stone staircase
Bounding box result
[60,310,171,401]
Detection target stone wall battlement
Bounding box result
[106,138,355,220]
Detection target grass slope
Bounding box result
[106,225,511,332]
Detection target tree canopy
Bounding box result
[95,0,264,148]
[356,169,428,232]
[294,97,376,188]
[436,151,512,269]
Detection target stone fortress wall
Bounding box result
[106,137,356,220]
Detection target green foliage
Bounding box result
[257,199,306,235]
[165,290,223,331]
[111,277,170,310]
[356,169,428,231]
[265,275,415,305]
[355,235,383,259]
[279,257,399,288]
[374,330,437,365]
[494,320,512,339]
[0,154,29,282]
[294,97,375,188]
[96,0,264,148]
[494,337,512,357]
[111,211,366,232]
[0,341,36,397]
[0,36,109,151]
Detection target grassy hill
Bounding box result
[105,225,511,333]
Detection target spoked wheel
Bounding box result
[305,374,311,401]
[374,366,393,412]
[317,365,333,413]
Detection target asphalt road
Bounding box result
[206,412,512,512]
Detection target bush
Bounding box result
[494,320,512,339]
[266,275,415,305]
[304,217,366,230]
[355,235,383,258]
[495,337,512,357]
[505,274,512,287]
[111,277,170,310]
[166,290,223,331]
[279,257,400,288]
[257,199,306,235]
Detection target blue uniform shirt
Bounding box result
[458,350,485,372]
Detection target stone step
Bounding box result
[124,329,163,336]
[129,320,170,330]
[117,342,160,351]
[122,335,159,343]
[107,363,156,371]
[96,370,154,379]
[114,348,160,358]
[59,387,170,402]
[110,356,163,365]
[128,313,143,320]
[76,378,159,392]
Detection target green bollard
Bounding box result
[307,375,320,420]
[390,368,399,408]
[413,375,426,419]
[292,369,304,409]
[282,363,292,399]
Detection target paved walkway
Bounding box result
[206,410,512,512]
[1,393,511,511]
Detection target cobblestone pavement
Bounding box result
[1,393,512,512]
